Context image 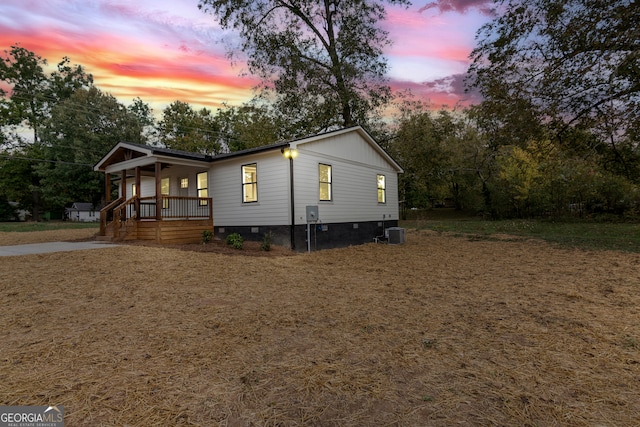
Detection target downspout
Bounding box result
[282,145,296,250]
[289,151,295,251]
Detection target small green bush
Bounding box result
[225,232,244,249]
[201,230,213,244]
[260,231,274,251]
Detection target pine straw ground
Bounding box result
[1,229,640,426]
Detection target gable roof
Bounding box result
[94,126,402,173]
[94,142,212,172]
[289,126,403,173]
[67,202,94,211]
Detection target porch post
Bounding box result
[105,174,111,203]
[121,170,127,220]
[135,166,141,216]
[120,170,127,200]
[155,162,162,220]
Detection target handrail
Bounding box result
[99,196,124,235]
[112,196,139,239]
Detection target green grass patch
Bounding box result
[401,210,640,253]
[0,221,100,233]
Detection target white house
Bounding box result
[93,126,403,250]
[65,202,98,222]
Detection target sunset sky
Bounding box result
[0,0,494,116]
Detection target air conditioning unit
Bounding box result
[386,227,406,244]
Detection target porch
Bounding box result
[99,195,213,244]
[94,142,216,244]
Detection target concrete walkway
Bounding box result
[0,241,119,257]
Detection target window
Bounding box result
[242,163,258,203]
[180,177,188,189]
[132,184,137,196]
[319,164,332,201]
[197,171,208,206]
[161,177,170,209]
[377,174,386,204]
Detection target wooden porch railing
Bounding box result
[99,195,213,239]
[99,196,124,236]
[137,196,213,220]
[112,196,139,239]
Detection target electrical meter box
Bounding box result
[306,205,319,222]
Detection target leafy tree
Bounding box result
[468,0,639,169]
[36,87,145,211]
[0,146,41,209]
[391,108,487,212]
[47,56,93,104]
[0,46,49,144]
[128,97,157,144]
[198,0,409,130]
[214,102,284,152]
[157,101,221,154]
[495,142,547,217]
[1,46,93,219]
[393,110,454,206]
[0,45,92,145]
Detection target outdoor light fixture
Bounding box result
[282,146,297,250]
[282,147,298,159]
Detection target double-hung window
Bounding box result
[319,164,332,201]
[242,163,258,203]
[377,174,386,204]
[161,177,170,209]
[197,172,208,206]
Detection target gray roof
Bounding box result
[67,202,94,211]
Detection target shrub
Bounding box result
[225,232,244,249]
[201,230,213,244]
[260,231,274,251]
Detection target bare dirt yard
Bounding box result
[1,229,639,426]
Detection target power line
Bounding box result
[0,153,93,167]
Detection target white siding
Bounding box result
[294,131,392,170]
[118,166,210,199]
[210,151,290,226]
[109,128,400,228]
[292,132,400,225]
[119,176,155,199]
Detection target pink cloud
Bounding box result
[418,0,496,15]
[1,0,490,117]
[391,73,482,109]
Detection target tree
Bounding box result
[128,97,157,144]
[0,45,92,145]
[47,56,94,104]
[1,46,93,219]
[198,0,409,130]
[214,102,286,152]
[157,101,221,154]
[36,87,145,211]
[0,46,49,144]
[0,146,41,213]
[468,0,639,157]
[391,108,487,211]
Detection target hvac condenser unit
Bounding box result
[386,227,406,244]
